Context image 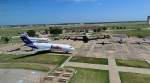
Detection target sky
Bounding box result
[0,0,150,25]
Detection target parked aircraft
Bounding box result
[70,35,98,43]
[64,32,110,43]
[130,41,143,45]
[130,41,150,45]
[20,34,75,53]
[111,38,126,44]
[96,41,112,45]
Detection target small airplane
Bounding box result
[113,38,126,44]
[63,32,99,43]
[96,41,112,45]
[69,35,98,43]
[20,34,75,53]
[118,39,124,44]
[73,35,97,40]
[130,41,143,45]
[129,38,150,45]
[130,41,150,45]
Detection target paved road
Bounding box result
[117,66,150,74]
[108,57,121,83]
[65,62,108,70]
[60,56,73,68]
[146,60,150,64]
[64,61,150,74]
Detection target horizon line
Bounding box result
[0,20,147,26]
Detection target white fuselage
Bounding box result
[20,33,75,53]
[33,42,75,53]
[29,37,51,43]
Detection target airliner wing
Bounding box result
[34,48,50,52]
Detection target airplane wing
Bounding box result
[142,41,150,44]
[34,48,50,52]
[130,41,143,44]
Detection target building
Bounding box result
[148,16,150,25]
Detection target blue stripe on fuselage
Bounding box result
[26,44,38,49]
[20,34,38,49]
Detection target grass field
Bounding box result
[112,29,150,37]
[120,72,150,83]
[70,56,108,65]
[69,68,109,83]
[0,27,47,37]
[0,63,49,72]
[116,59,150,68]
[107,23,149,29]
[0,27,48,43]
[0,54,68,65]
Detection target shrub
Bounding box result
[27,30,36,37]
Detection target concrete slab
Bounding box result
[0,69,46,83]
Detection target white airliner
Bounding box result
[20,34,75,53]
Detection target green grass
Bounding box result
[0,27,47,37]
[116,59,150,68]
[0,63,49,72]
[112,30,150,37]
[14,54,68,65]
[120,72,150,83]
[0,27,48,43]
[0,54,68,65]
[70,56,108,65]
[0,54,18,62]
[107,23,149,29]
[69,68,109,83]
[0,54,68,71]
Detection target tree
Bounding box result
[123,27,126,29]
[97,28,102,32]
[102,27,108,31]
[27,30,36,37]
[120,27,123,29]
[49,28,62,35]
[93,29,97,32]
[45,29,48,34]
[1,37,10,43]
[116,27,120,29]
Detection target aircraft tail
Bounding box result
[20,34,33,45]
